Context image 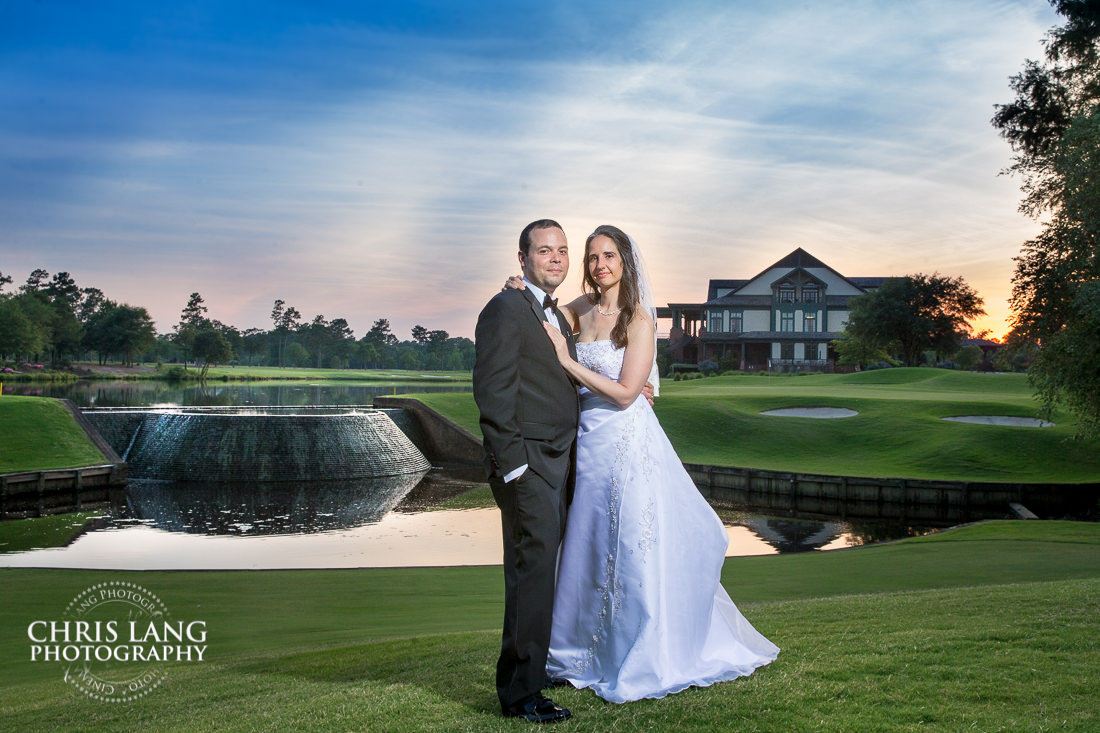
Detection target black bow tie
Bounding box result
[542,295,559,311]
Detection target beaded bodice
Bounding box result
[576,340,623,382]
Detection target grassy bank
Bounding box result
[0,396,107,473]
[1,521,1097,731]
[409,368,1100,483]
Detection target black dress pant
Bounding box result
[491,468,569,711]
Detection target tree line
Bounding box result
[831,272,990,370]
[0,272,473,375]
[992,0,1100,435]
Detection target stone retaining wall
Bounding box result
[0,400,128,519]
[373,397,483,468]
[373,398,1099,523]
[686,463,1100,524]
[0,465,127,519]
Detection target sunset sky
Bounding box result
[1,1,1059,341]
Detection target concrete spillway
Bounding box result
[83,407,431,482]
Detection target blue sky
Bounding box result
[1,0,1059,339]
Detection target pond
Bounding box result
[0,468,933,570]
[3,378,471,407]
[1,379,937,569]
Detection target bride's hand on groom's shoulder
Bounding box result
[541,321,571,364]
[502,275,525,291]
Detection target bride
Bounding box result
[514,224,778,703]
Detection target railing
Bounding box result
[771,359,828,371]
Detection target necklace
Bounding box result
[597,303,623,316]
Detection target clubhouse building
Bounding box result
[659,248,890,372]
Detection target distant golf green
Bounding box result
[410,368,1100,482]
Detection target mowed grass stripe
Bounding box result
[1,578,1095,732]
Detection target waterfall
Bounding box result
[88,408,431,482]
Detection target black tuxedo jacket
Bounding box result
[473,287,579,489]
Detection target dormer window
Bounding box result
[801,285,819,303]
[778,284,795,303]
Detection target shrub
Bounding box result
[164,366,189,382]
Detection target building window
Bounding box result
[780,343,794,360]
[780,312,795,332]
[729,312,743,333]
[804,313,817,333]
[708,309,724,333]
[778,284,795,303]
[801,285,819,303]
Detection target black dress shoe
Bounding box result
[544,677,573,689]
[504,694,572,723]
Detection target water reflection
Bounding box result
[125,473,427,535]
[3,379,470,408]
[0,469,936,570]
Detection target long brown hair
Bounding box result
[583,225,640,349]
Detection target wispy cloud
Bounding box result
[0,0,1059,338]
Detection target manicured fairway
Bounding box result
[412,368,1100,482]
[1,521,1097,731]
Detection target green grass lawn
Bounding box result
[409,368,1100,482]
[1,521,1097,731]
[0,396,108,472]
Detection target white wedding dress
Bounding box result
[546,340,779,703]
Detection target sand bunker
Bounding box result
[942,416,1054,428]
[760,407,858,419]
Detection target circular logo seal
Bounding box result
[61,581,171,703]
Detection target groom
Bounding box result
[473,219,579,723]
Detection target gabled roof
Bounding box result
[711,247,885,299]
[707,279,750,300]
[771,267,829,287]
[769,248,831,270]
[848,277,890,289]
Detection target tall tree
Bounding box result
[364,318,397,346]
[103,304,157,366]
[240,327,266,366]
[9,291,55,363]
[45,272,81,311]
[21,268,49,294]
[77,287,106,323]
[993,0,1100,433]
[43,272,83,364]
[326,317,355,369]
[842,274,985,368]
[192,327,233,380]
[426,329,450,369]
[174,292,209,368]
[303,314,330,369]
[0,298,39,360]
[270,299,301,367]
